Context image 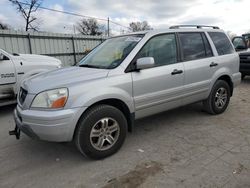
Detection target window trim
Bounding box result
[201,32,214,57]
[177,32,214,62]
[125,32,180,73]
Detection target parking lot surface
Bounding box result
[1,78,250,188]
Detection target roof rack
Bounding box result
[169,25,220,29]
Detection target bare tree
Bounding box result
[0,21,10,30]
[76,18,105,36]
[9,0,43,31]
[129,21,153,32]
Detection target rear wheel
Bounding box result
[74,105,127,159]
[241,74,246,80]
[203,80,231,115]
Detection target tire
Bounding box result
[203,80,231,115]
[74,105,127,159]
[241,74,246,80]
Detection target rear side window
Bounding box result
[208,32,234,55]
[179,33,210,61]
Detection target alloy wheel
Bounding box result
[215,87,228,109]
[90,117,120,151]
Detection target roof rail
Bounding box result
[169,25,220,29]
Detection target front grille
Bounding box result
[19,87,28,105]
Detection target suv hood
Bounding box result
[22,66,110,94]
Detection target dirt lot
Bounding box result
[1,78,250,188]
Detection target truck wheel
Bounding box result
[203,80,231,115]
[74,105,127,159]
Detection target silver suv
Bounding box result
[10,25,241,159]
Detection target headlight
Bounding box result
[31,88,68,109]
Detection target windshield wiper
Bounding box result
[79,64,103,69]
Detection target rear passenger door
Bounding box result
[208,31,237,74]
[178,32,217,105]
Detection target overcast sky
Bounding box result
[0,0,249,35]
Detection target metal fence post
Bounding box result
[27,33,32,54]
[72,36,77,65]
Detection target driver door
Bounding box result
[0,52,16,85]
[131,33,185,119]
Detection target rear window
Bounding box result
[208,32,234,55]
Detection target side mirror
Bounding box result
[136,57,155,70]
[232,37,248,51]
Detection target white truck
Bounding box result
[0,49,62,106]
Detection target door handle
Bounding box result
[210,62,218,67]
[171,69,183,75]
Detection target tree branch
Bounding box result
[8,0,42,31]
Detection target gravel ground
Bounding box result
[1,78,250,188]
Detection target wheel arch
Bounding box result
[211,67,234,97]
[216,75,233,96]
[73,98,135,141]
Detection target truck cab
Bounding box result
[0,49,62,106]
[232,34,250,79]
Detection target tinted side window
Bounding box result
[179,33,206,61]
[208,32,234,55]
[137,34,177,67]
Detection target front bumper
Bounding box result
[13,105,87,142]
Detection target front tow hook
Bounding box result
[9,127,20,139]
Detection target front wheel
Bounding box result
[74,105,127,159]
[203,80,231,115]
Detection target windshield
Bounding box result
[78,35,144,69]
